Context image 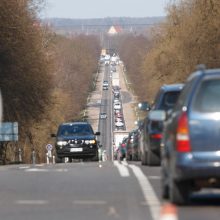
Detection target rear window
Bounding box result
[58,124,93,136]
[193,79,220,112]
[159,91,180,111]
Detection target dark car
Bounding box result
[152,67,220,205]
[52,122,100,162]
[140,84,184,166]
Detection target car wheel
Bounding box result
[141,151,148,165]
[56,156,63,163]
[161,173,169,199]
[92,150,99,162]
[147,150,160,166]
[169,179,190,205]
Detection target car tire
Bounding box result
[169,179,190,205]
[92,150,99,162]
[141,151,148,165]
[56,156,63,163]
[147,150,160,166]
[161,175,169,199]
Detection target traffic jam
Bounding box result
[100,52,220,207]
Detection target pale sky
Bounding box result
[44,0,169,19]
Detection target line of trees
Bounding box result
[118,0,220,102]
[0,0,100,163]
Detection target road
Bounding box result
[0,64,220,220]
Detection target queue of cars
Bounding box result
[115,83,184,162]
[139,84,184,166]
[148,67,220,205]
[113,86,126,131]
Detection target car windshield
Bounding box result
[193,79,220,112]
[58,124,93,136]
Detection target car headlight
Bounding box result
[57,141,67,146]
[85,140,96,144]
[89,140,96,144]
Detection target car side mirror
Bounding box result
[95,132,101,136]
[51,133,56,138]
[138,102,151,111]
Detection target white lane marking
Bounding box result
[129,165,161,220]
[73,200,107,205]
[107,206,120,218]
[113,161,130,177]
[15,200,48,205]
[25,168,48,172]
[121,160,128,166]
[35,164,45,167]
[24,168,69,172]
[55,168,68,172]
[19,166,30,169]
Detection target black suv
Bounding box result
[52,122,100,162]
[140,84,184,166]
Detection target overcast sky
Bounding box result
[44,0,168,19]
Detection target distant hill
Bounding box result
[43,17,165,36]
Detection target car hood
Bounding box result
[57,135,95,141]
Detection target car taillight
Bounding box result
[176,112,191,152]
[151,134,163,139]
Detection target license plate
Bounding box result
[70,148,83,152]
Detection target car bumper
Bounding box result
[149,138,161,154]
[56,145,98,158]
[173,153,220,180]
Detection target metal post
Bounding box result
[46,152,49,164]
[52,155,55,164]
[32,150,36,165]
[18,148,22,163]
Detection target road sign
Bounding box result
[46,144,53,151]
[0,122,18,141]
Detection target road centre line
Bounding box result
[113,161,130,177]
[129,165,161,220]
[15,200,48,205]
[73,200,107,205]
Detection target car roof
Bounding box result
[160,83,184,92]
[188,68,220,81]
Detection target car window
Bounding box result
[159,91,181,111]
[58,124,93,136]
[193,79,220,112]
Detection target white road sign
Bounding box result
[46,144,53,151]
